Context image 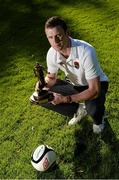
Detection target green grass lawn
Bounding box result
[0,0,119,179]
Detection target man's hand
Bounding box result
[51,93,71,105]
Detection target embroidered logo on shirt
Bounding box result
[74,60,80,69]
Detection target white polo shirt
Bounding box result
[46,38,108,86]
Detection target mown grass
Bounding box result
[0,0,119,179]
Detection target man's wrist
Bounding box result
[66,96,72,103]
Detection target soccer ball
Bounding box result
[31,144,56,172]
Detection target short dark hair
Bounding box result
[45,16,67,33]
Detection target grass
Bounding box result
[0,0,119,179]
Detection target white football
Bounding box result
[31,144,56,172]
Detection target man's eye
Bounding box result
[56,35,62,39]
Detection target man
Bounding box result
[31,16,109,134]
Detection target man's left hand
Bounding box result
[51,93,68,105]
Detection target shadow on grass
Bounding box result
[101,119,119,151]
[0,0,119,67]
[73,119,102,179]
[100,119,119,178]
[37,163,65,179]
[74,118,119,179]
[0,0,59,68]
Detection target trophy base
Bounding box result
[30,90,54,104]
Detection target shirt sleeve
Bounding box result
[46,48,59,74]
[83,46,100,80]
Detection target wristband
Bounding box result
[67,96,72,103]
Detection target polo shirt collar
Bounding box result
[57,37,78,64]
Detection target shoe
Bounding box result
[93,117,105,134]
[68,103,87,125]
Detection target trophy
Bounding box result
[30,62,54,104]
[33,62,46,94]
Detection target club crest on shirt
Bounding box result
[73,60,80,69]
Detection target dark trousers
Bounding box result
[41,80,108,125]
[74,82,108,124]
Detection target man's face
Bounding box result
[45,26,68,51]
